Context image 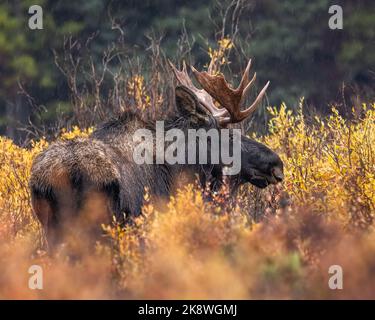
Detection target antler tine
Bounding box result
[236,59,252,93]
[181,61,195,87]
[238,81,270,121]
[240,72,257,106]
[168,60,191,88]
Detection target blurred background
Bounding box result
[0,0,374,143]
[0,1,374,299]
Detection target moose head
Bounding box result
[169,59,284,189]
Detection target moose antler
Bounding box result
[169,59,269,126]
[169,60,231,125]
[191,59,269,124]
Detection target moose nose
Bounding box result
[272,167,284,182]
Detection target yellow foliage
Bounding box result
[126,75,151,110]
[207,37,233,74]
[0,103,375,299]
[60,126,93,140]
[261,102,375,227]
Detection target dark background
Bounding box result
[0,0,374,143]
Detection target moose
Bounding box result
[30,59,284,249]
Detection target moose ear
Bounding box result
[175,86,210,124]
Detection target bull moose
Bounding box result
[30,59,284,248]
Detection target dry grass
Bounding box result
[0,100,374,299]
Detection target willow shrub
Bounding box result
[0,103,374,299]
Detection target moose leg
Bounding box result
[31,196,62,251]
[66,181,121,252]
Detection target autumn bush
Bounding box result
[0,99,374,299]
